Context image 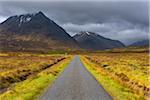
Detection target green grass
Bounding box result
[81,56,141,100]
[0,57,72,100]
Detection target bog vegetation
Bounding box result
[0,50,149,100]
[81,53,150,100]
[0,52,72,99]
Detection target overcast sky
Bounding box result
[0,0,149,45]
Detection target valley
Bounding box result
[0,51,149,100]
[0,10,149,100]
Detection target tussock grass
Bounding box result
[82,53,150,100]
[81,56,141,100]
[0,53,73,100]
[0,53,66,89]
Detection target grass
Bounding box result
[83,53,150,98]
[0,53,67,89]
[0,54,73,100]
[81,56,141,100]
[0,75,55,100]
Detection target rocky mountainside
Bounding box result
[0,11,79,52]
[73,31,125,50]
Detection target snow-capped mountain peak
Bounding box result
[18,15,32,27]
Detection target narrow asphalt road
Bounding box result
[40,56,112,100]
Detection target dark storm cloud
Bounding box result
[0,1,149,44]
[0,1,148,24]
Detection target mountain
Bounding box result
[129,40,149,47]
[73,31,125,50]
[0,11,79,52]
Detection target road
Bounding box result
[39,56,112,100]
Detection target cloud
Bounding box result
[0,16,6,22]
[62,18,149,44]
[0,1,149,45]
[0,1,148,25]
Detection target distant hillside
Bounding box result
[73,31,125,50]
[0,11,79,52]
[129,40,149,47]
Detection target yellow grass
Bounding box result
[0,53,73,100]
[81,53,150,99]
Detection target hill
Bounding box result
[73,31,125,50]
[129,40,149,47]
[0,11,79,52]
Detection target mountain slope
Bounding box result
[0,11,79,52]
[73,31,125,50]
[129,40,149,47]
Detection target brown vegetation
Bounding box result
[84,53,149,99]
[0,53,67,93]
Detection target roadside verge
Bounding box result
[0,56,73,100]
[80,56,139,100]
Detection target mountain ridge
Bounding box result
[73,31,125,50]
[0,11,128,52]
[129,39,149,47]
[0,11,79,52]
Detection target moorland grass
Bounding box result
[0,56,72,100]
[81,56,140,100]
